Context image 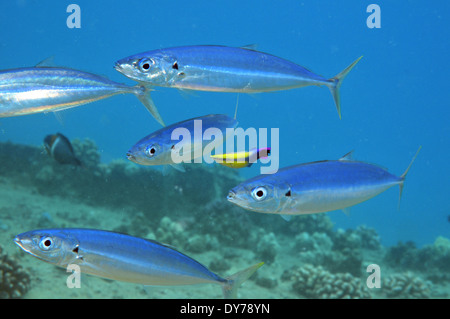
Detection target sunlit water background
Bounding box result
[0,0,448,249]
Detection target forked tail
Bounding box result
[398,145,422,206]
[327,56,363,119]
[222,262,264,299]
[135,85,165,126]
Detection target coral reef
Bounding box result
[281,264,371,299]
[285,213,334,237]
[384,236,450,283]
[0,139,242,221]
[383,273,433,299]
[292,232,333,265]
[71,138,101,170]
[255,232,280,264]
[208,258,231,273]
[0,139,448,299]
[354,225,382,250]
[290,226,381,277]
[0,245,30,299]
[154,216,188,249]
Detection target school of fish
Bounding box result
[1,44,421,298]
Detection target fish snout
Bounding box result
[114,62,122,71]
[126,152,136,161]
[227,190,236,201]
[13,235,30,250]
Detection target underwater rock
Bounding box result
[292,231,363,277]
[281,264,371,299]
[71,138,101,170]
[185,234,219,253]
[112,211,154,238]
[35,165,58,183]
[292,232,333,265]
[354,225,382,250]
[384,241,418,269]
[328,228,364,276]
[383,272,433,299]
[209,258,231,273]
[0,245,30,299]
[331,228,361,251]
[285,213,334,236]
[194,198,258,248]
[384,236,450,281]
[255,232,280,264]
[155,216,188,249]
[255,276,278,289]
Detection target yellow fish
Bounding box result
[211,148,271,169]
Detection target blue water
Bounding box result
[0,0,448,250]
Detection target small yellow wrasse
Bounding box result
[211,148,271,169]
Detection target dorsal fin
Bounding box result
[36,56,56,68]
[339,150,354,161]
[240,44,258,51]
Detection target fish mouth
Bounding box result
[126,152,136,162]
[227,190,236,201]
[114,62,123,72]
[14,236,21,245]
[14,236,31,252]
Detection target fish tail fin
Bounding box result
[221,262,263,299]
[135,85,165,126]
[327,56,363,119]
[398,145,422,207]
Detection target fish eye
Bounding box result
[251,186,268,201]
[145,145,157,157]
[138,58,154,72]
[39,237,53,250]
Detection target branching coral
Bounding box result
[0,246,30,299]
[383,273,432,299]
[282,264,371,299]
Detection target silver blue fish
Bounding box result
[14,228,263,298]
[0,66,164,125]
[227,147,422,218]
[115,45,362,118]
[127,114,238,170]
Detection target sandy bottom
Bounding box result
[1,176,448,299]
[0,177,294,299]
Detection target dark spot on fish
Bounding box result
[285,190,291,197]
[72,246,79,254]
[256,190,264,197]
[172,62,179,70]
[142,63,150,70]
[171,145,175,150]
[178,72,185,77]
